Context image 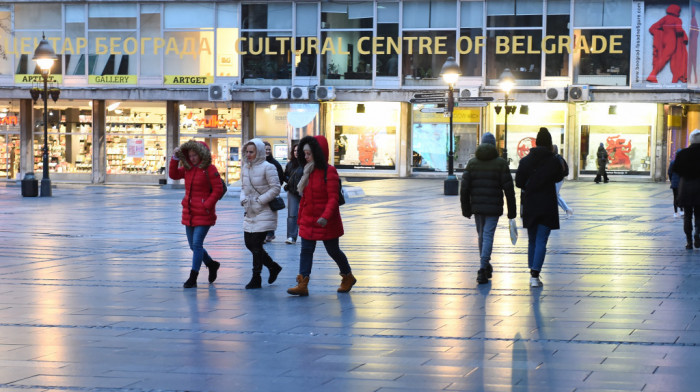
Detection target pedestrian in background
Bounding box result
[553,145,573,218]
[241,139,283,289]
[284,142,302,244]
[287,135,356,296]
[515,128,566,287]
[672,129,700,249]
[594,143,609,183]
[169,140,224,288]
[460,132,516,284]
[263,141,285,242]
[668,149,684,218]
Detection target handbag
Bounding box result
[269,195,286,211]
[509,218,518,245]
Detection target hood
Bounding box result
[314,135,330,161]
[667,4,681,17]
[526,146,554,165]
[690,129,700,144]
[475,142,499,161]
[175,140,212,169]
[245,138,268,166]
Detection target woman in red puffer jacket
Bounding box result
[169,140,224,288]
[287,135,356,296]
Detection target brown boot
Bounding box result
[287,274,309,296]
[337,273,357,293]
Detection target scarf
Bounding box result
[297,162,315,196]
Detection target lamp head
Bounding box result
[440,57,461,86]
[498,68,515,94]
[32,34,57,74]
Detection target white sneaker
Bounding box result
[285,237,295,244]
[530,276,542,287]
[566,209,574,218]
[680,210,685,216]
[674,212,679,218]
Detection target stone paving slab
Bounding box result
[0,179,698,391]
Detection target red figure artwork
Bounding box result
[691,7,698,83]
[605,135,632,170]
[517,137,536,158]
[358,131,377,166]
[647,4,688,84]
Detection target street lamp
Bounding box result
[440,56,461,196]
[31,34,58,197]
[498,68,515,165]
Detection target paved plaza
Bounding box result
[0,178,698,392]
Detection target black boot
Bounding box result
[268,262,282,284]
[206,260,220,283]
[476,269,489,284]
[245,274,262,289]
[183,270,198,288]
[695,234,700,249]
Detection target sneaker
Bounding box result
[476,269,489,284]
[674,212,679,218]
[680,210,685,216]
[285,237,295,244]
[265,235,275,243]
[695,235,700,249]
[530,276,542,287]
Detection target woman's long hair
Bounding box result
[297,136,327,171]
[288,143,300,168]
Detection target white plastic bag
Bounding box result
[509,218,518,245]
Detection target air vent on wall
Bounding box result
[545,87,566,101]
[291,86,309,100]
[270,86,288,100]
[568,85,590,102]
[316,86,336,101]
[208,84,231,102]
[459,87,479,98]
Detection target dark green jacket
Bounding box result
[460,143,517,218]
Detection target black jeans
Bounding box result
[244,231,276,274]
[299,237,351,277]
[594,167,609,183]
[683,205,700,242]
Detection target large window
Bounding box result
[105,102,166,175]
[33,102,93,175]
[376,2,399,77]
[241,3,292,85]
[88,4,138,79]
[163,3,215,78]
[460,1,484,77]
[412,106,480,172]
[321,1,373,86]
[545,0,570,77]
[13,4,62,76]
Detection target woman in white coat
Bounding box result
[240,138,282,289]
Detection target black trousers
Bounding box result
[244,231,276,274]
[683,206,700,243]
[594,167,609,183]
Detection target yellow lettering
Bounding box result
[153,38,165,55]
[140,37,151,55]
[357,37,370,55]
[293,38,304,55]
[165,37,179,56]
[76,37,87,55]
[249,37,263,55]
[276,37,289,54]
[609,35,623,54]
[96,37,108,55]
[48,37,60,53]
[576,35,590,54]
[434,36,447,55]
[457,36,472,54]
[386,36,400,54]
[338,37,350,55]
[20,37,32,54]
[527,35,540,54]
[542,35,555,54]
[180,37,195,58]
[496,36,509,54]
[372,37,385,55]
[123,37,137,55]
[63,38,74,55]
[321,37,336,54]
[591,35,606,54]
[558,35,571,54]
[307,37,319,54]
[475,36,485,54]
[512,36,524,54]
[418,37,432,55]
[404,37,417,55]
[110,37,122,55]
[235,37,247,55]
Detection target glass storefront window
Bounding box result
[412,106,480,172]
[0,7,13,75]
[376,2,399,77]
[486,29,542,86]
[241,31,292,83]
[321,31,373,86]
[574,29,630,86]
[255,103,319,165]
[0,105,20,180]
[546,2,570,77]
[87,4,137,79]
[578,103,656,175]
[331,102,399,170]
[492,102,567,170]
[402,31,456,86]
[140,5,162,78]
[105,102,166,175]
[33,102,93,174]
[13,31,62,76]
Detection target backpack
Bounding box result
[206,167,227,200]
[324,167,346,206]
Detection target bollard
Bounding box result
[21,172,39,197]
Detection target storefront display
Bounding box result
[330,102,399,171]
[577,103,656,176]
[255,103,319,167]
[412,106,480,172]
[0,110,20,180]
[33,105,93,174]
[105,102,166,176]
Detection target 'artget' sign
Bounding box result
[1,34,627,56]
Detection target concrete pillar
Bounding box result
[92,100,106,183]
[653,103,666,182]
[241,101,254,142]
[398,101,411,177]
[566,102,578,180]
[19,99,34,180]
[166,100,180,184]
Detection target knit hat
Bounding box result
[481,132,496,145]
[690,129,700,144]
[535,127,552,149]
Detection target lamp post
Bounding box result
[31,34,58,197]
[498,68,515,165]
[440,56,462,195]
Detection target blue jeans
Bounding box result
[299,237,351,277]
[474,214,499,269]
[287,193,301,241]
[185,225,213,271]
[555,181,570,212]
[526,224,551,273]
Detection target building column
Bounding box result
[19,99,34,180]
[166,100,180,185]
[399,101,411,178]
[653,103,666,182]
[241,101,254,141]
[92,100,106,184]
[566,102,578,180]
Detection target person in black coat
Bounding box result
[264,141,285,242]
[515,128,566,287]
[668,149,683,218]
[460,132,517,284]
[672,129,700,249]
[594,143,609,183]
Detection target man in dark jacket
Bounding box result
[515,128,565,287]
[672,129,700,249]
[264,141,285,242]
[460,132,517,284]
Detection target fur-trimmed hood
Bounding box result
[175,140,212,169]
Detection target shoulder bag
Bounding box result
[248,175,285,211]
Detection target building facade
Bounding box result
[1,0,699,185]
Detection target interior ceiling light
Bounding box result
[107,102,121,111]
